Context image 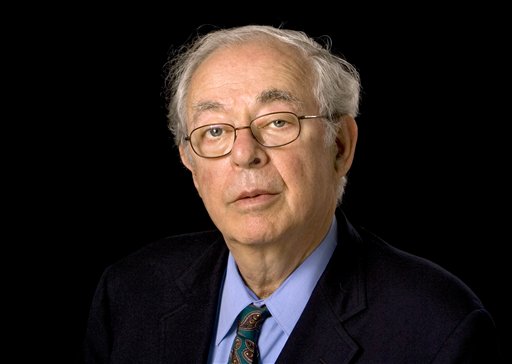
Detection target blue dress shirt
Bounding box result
[208,217,338,363]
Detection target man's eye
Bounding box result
[271,119,287,128]
[207,127,224,137]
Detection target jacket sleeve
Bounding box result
[432,308,502,363]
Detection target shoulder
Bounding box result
[353,223,498,350]
[333,214,500,359]
[335,210,490,325]
[99,229,226,289]
[356,226,500,360]
[356,226,484,312]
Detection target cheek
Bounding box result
[277,154,317,195]
[193,166,225,201]
[290,147,337,193]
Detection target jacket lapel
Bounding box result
[159,235,229,363]
[277,211,367,363]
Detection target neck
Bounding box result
[228,219,332,298]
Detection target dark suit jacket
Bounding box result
[83,210,500,363]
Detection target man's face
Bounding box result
[180,40,354,250]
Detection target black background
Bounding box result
[12,4,508,361]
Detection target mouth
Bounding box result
[234,190,277,203]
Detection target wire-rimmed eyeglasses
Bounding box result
[184,111,327,158]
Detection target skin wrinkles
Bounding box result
[190,89,302,131]
[179,39,356,298]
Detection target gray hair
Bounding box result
[164,25,361,204]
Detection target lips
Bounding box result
[235,189,275,201]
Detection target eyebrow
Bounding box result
[257,88,300,105]
[193,101,223,112]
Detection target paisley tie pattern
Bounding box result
[228,304,271,364]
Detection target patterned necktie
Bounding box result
[228,304,271,364]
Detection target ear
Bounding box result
[179,144,194,171]
[179,144,201,192]
[334,115,358,176]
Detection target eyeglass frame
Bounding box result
[183,111,329,158]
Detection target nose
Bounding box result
[230,125,265,167]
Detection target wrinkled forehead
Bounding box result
[186,39,315,118]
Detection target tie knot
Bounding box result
[236,304,270,339]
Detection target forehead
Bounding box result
[187,39,315,113]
